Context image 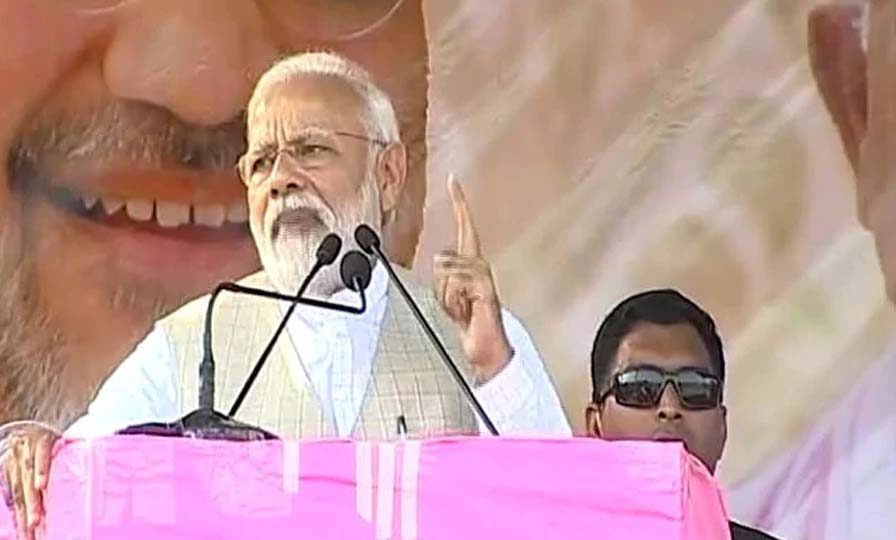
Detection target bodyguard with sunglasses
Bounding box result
[585,289,780,540]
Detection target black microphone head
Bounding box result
[354,224,380,254]
[340,250,373,292]
[316,233,342,265]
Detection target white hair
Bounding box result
[248,51,401,144]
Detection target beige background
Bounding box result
[417,0,892,489]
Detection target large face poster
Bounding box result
[0,1,890,539]
[0,0,429,425]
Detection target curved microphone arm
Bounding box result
[225,252,371,417]
[201,280,367,413]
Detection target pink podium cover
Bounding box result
[0,436,730,540]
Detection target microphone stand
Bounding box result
[199,282,366,409]
[227,250,372,417]
[227,280,367,417]
[118,235,367,441]
[116,285,367,440]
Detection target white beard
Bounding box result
[0,213,78,430]
[254,172,382,296]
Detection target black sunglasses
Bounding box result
[598,365,723,411]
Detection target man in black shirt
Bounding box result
[585,289,781,540]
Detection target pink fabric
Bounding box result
[0,436,730,539]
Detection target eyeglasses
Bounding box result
[598,365,722,411]
[61,1,406,42]
[238,130,388,187]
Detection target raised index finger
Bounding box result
[448,174,481,257]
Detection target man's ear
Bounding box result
[720,404,728,454]
[585,403,603,438]
[375,142,408,221]
[808,3,868,175]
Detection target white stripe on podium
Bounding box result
[356,441,374,523]
[401,441,422,540]
[376,443,396,540]
[282,441,300,493]
[85,438,94,540]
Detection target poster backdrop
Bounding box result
[0,1,891,539]
[420,1,893,537]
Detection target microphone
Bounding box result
[354,224,499,436]
[341,250,373,293]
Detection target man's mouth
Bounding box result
[41,181,249,234]
[271,207,326,240]
[15,163,260,306]
[651,430,688,448]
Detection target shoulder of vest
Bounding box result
[389,265,434,302]
[158,270,270,329]
[237,270,272,289]
[385,263,457,334]
[158,293,210,329]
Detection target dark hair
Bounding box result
[590,289,724,402]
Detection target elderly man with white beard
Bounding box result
[2,51,570,538]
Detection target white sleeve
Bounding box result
[64,325,181,439]
[473,309,572,436]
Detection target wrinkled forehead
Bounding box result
[247,76,366,147]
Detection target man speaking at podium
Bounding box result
[2,51,569,537]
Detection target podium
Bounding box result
[0,436,731,539]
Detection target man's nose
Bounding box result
[267,162,309,199]
[656,383,684,422]
[103,1,279,126]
